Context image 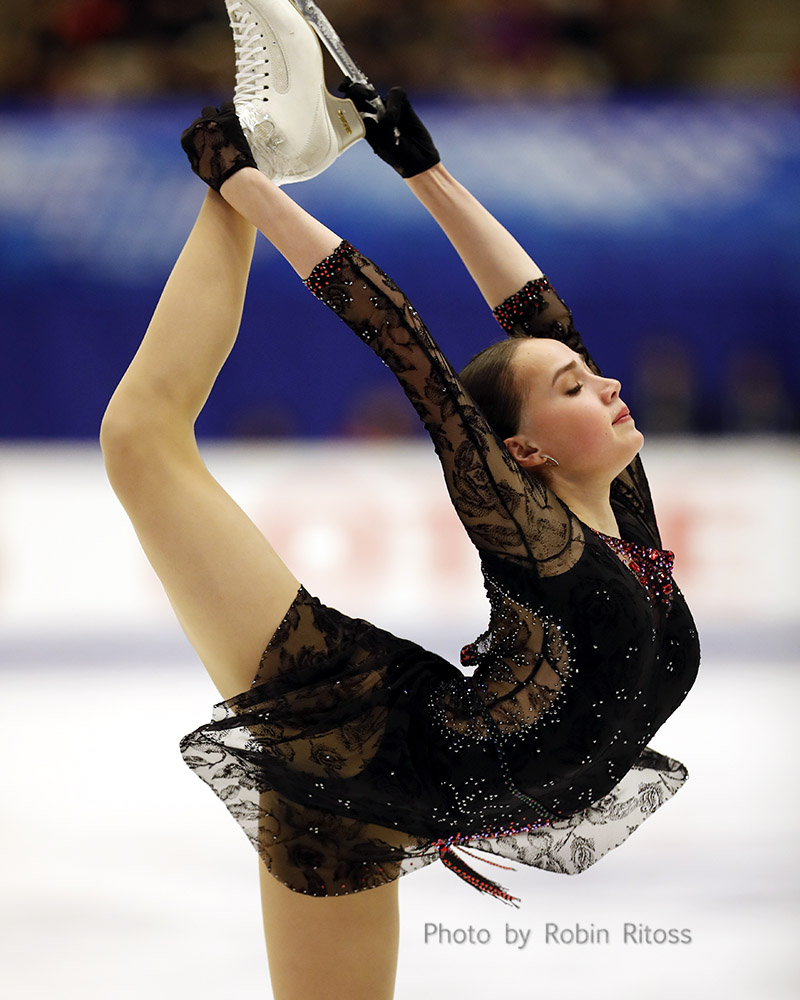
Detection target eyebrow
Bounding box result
[551,359,578,386]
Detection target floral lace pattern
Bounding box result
[180,103,257,191]
[181,243,700,902]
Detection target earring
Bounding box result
[541,454,559,467]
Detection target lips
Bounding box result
[612,406,631,425]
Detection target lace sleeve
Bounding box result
[305,242,582,570]
[493,278,660,543]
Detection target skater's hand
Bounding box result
[339,82,440,178]
[180,103,258,191]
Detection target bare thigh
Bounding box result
[259,861,399,1000]
[106,432,299,700]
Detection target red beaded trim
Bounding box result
[438,846,520,905]
[429,814,553,903]
[429,814,551,854]
[303,240,357,297]
[492,276,554,332]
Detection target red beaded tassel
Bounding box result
[438,845,520,907]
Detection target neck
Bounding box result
[543,472,619,536]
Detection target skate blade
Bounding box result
[289,0,384,113]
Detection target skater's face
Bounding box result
[504,339,643,481]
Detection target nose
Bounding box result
[600,375,620,401]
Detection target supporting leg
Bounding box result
[259,862,400,1000]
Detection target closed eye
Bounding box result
[566,382,583,396]
[552,354,592,388]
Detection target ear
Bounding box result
[503,435,547,469]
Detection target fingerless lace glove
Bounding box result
[180,103,258,191]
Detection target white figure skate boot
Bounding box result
[226,0,365,184]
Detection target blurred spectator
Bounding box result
[1,0,799,101]
[226,400,300,437]
[630,333,706,435]
[720,347,796,434]
[339,384,424,439]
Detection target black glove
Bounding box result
[339,82,440,178]
[180,102,258,191]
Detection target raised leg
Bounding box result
[100,189,300,700]
[102,178,400,998]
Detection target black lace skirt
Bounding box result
[180,587,688,903]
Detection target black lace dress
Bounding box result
[180,242,700,903]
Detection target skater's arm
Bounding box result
[179,104,342,277]
[405,164,585,365]
[301,240,573,565]
[343,90,660,536]
[220,167,341,279]
[404,164,543,309]
[346,86,593,356]
[340,84,542,307]
[219,175,552,561]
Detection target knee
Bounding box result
[100,397,193,491]
[100,388,147,457]
[100,404,146,491]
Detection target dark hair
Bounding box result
[459,338,524,441]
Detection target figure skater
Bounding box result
[100,2,699,997]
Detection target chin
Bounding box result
[628,428,645,459]
[612,432,644,478]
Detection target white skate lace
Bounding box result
[228,1,271,103]
[224,0,351,185]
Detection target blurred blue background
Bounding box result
[3,96,799,439]
[1,0,799,441]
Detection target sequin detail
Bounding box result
[304,240,359,297]
[428,816,556,903]
[492,277,554,333]
[591,529,675,609]
[438,845,520,905]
